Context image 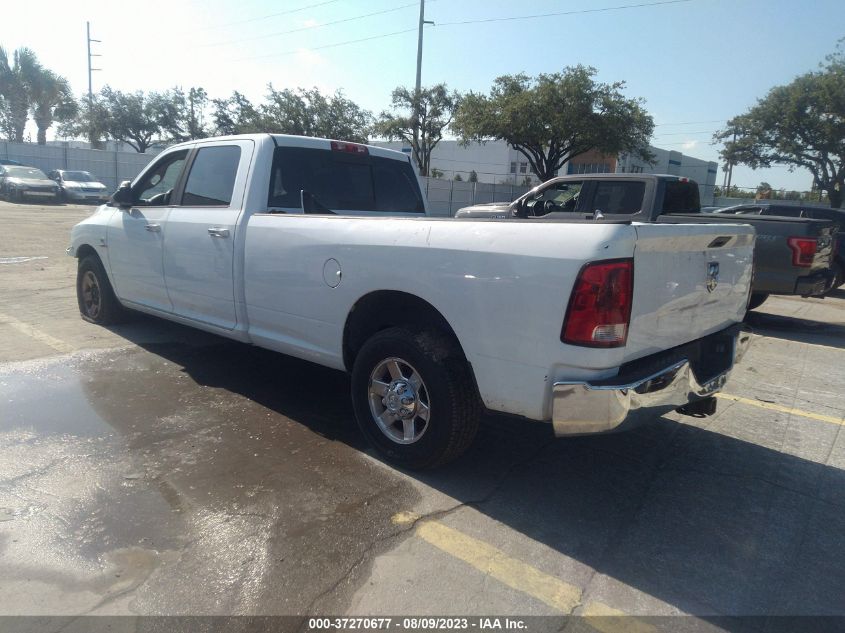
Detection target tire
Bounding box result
[747,293,769,311]
[76,255,125,325]
[351,327,480,469]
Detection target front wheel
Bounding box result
[351,327,480,469]
[76,255,125,324]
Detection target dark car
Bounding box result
[716,203,844,289]
[2,165,60,203]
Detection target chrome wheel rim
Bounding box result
[368,357,431,445]
[81,271,102,318]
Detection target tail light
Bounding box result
[562,259,634,347]
[787,237,818,267]
[331,140,368,155]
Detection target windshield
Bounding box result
[62,171,95,182]
[6,166,49,179]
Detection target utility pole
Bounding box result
[724,130,736,196]
[412,0,434,174]
[86,22,102,147]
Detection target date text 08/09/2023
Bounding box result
[307,618,528,630]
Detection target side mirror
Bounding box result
[110,180,133,208]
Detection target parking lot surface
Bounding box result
[2,201,845,630]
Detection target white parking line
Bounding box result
[0,312,73,353]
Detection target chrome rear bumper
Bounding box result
[552,326,751,436]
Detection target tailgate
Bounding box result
[625,223,755,359]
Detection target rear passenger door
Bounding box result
[163,140,253,330]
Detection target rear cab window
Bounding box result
[267,146,425,214]
[661,180,701,213]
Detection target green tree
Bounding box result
[212,91,262,135]
[29,67,75,144]
[261,85,371,142]
[453,173,463,181]
[715,46,845,208]
[430,168,444,179]
[0,47,40,142]
[160,87,210,141]
[375,84,460,176]
[452,66,654,182]
[99,87,164,153]
[468,170,478,183]
[58,95,110,148]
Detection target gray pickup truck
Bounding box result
[456,173,836,310]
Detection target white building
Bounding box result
[372,139,719,204]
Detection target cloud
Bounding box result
[302,18,319,28]
[681,140,699,150]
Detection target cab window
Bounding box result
[538,181,584,212]
[592,181,645,214]
[182,146,241,206]
[133,150,189,206]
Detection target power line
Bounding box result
[434,0,694,27]
[232,0,695,62]
[189,0,345,33]
[232,27,418,62]
[652,129,720,137]
[654,119,727,127]
[196,2,419,48]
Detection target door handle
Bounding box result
[145,223,161,233]
[207,227,230,238]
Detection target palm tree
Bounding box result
[29,67,75,144]
[0,47,40,143]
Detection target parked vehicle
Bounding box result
[457,174,836,310]
[2,166,60,203]
[69,135,754,468]
[48,170,110,204]
[714,203,844,289]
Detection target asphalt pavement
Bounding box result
[1,200,844,632]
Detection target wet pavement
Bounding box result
[2,202,845,630]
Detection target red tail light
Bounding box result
[787,237,817,267]
[562,259,634,347]
[331,140,368,155]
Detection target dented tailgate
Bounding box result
[624,222,755,360]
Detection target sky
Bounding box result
[1,0,842,191]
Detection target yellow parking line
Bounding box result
[413,519,582,613]
[393,513,654,631]
[0,312,73,353]
[582,602,657,633]
[716,393,845,427]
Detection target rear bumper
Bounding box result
[551,325,751,436]
[795,269,835,297]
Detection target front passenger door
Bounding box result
[106,148,191,312]
[163,141,251,330]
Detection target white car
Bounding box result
[48,170,110,204]
[68,134,754,468]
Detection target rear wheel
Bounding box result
[76,255,125,324]
[747,293,769,311]
[351,327,480,469]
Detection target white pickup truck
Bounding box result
[69,134,754,468]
